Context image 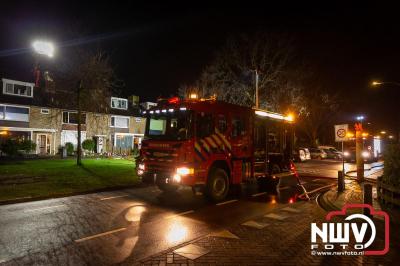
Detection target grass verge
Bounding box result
[0,158,139,202]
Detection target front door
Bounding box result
[38,134,47,154]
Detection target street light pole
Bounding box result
[77,80,82,166]
[254,69,259,108]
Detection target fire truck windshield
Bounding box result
[145,111,192,141]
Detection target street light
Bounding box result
[32,40,55,57]
[371,80,400,87]
[356,115,365,121]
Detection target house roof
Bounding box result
[0,78,141,116]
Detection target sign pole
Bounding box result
[341,141,344,175]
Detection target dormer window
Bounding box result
[111,97,128,110]
[2,78,34,98]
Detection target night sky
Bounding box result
[1,2,400,132]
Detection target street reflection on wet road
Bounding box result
[0,174,334,265]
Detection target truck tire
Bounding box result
[270,164,281,175]
[206,168,229,202]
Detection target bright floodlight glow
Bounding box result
[285,113,294,122]
[371,81,382,86]
[32,40,55,57]
[380,131,386,134]
[189,93,198,99]
[255,110,285,120]
[356,115,365,121]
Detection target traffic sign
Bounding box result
[335,124,348,142]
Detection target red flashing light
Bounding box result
[168,97,180,104]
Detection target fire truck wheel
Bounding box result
[270,164,281,175]
[206,168,229,202]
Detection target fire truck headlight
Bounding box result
[362,151,370,158]
[173,174,181,183]
[176,167,194,176]
[138,163,145,170]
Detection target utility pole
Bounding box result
[77,80,82,166]
[355,122,364,182]
[255,69,259,108]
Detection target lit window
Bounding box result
[111,97,128,110]
[41,108,50,114]
[111,116,129,128]
[0,106,4,119]
[2,105,30,122]
[62,111,86,124]
[2,79,34,98]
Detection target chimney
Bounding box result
[128,95,140,107]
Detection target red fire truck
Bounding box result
[137,96,296,201]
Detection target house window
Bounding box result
[62,111,86,124]
[41,108,50,114]
[0,105,30,122]
[2,79,34,98]
[111,97,128,110]
[111,116,129,128]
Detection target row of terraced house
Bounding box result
[0,77,155,156]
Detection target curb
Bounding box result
[0,183,147,206]
[344,162,383,176]
[316,189,342,212]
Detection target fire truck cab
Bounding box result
[138,96,295,201]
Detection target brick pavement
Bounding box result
[132,201,399,266]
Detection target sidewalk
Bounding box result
[132,199,399,265]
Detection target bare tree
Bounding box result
[297,87,340,146]
[53,49,119,165]
[184,33,296,109]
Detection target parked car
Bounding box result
[293,147,311,162]
[309,148,328,160]
[343,147,376,163]
[318,146,342,160]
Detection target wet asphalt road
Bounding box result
[295,159,384,178]
[0,171,335,265]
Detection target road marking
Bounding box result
[25,204,65,212]
[166,210,194,219]
[216,199,238,206]
[100,195,129,201]
[75,227,126,243]
[242,220,268,229]
[264,213,288,221]
[251,192,267,197]
[209,230,239,239]
[281,207,302,213]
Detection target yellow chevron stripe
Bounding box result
[195,141,202,153]
[216,132,231,150]
[205,137,218,148]
[211,134,222,146]
[200,139,211,153]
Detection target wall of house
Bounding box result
[129,116,146,134]
[30,106,63,154]
[86,113,110,137]
[27,106,146,155]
